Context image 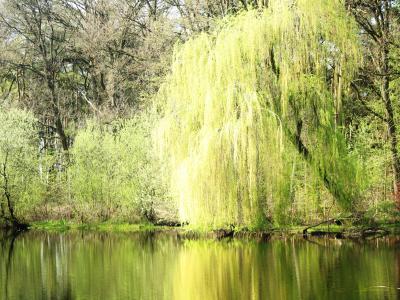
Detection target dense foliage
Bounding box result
[0,109,43,226]
[0,0,399,228]
[70,116,169,222]
[157,1,363,227]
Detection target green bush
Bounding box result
[0,108,45,224]
[69,114,170,222]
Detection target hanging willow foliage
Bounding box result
[156,0,363,227]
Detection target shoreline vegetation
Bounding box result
[19,220,400,241]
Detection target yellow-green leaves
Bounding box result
[0,109,43,220]
[70,116,169,222]
[157,1,362,227]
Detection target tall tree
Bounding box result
[157,0,362,227]
[0,0,177,130]
[70,0,175,114]
[347,0,400,204]
[0,0,78,150]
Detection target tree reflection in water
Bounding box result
[0,231,399,300]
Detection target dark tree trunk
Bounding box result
[46,75,69,151]
[381,31,400,205]
[347,0,400,206]
[0,153,28,230]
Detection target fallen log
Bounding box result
[303,219,343,236]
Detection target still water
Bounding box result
[0,230,399,300]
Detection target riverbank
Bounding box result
[26,220,400,241]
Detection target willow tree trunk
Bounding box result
[287,121,349,205]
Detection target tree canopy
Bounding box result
[157,0,363,227]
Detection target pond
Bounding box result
[0,230,399,299]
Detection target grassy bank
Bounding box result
[27,220,400,241]
[29,220,164,233]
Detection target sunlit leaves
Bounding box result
[157,1,362,227]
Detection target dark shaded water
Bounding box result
[1,230,400,300]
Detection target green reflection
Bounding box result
[0,231,398,300]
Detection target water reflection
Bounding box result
[0,230,399,300]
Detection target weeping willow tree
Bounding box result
[156,0,364,227]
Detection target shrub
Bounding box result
[69,114,170,222]
[0,108,44,225]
